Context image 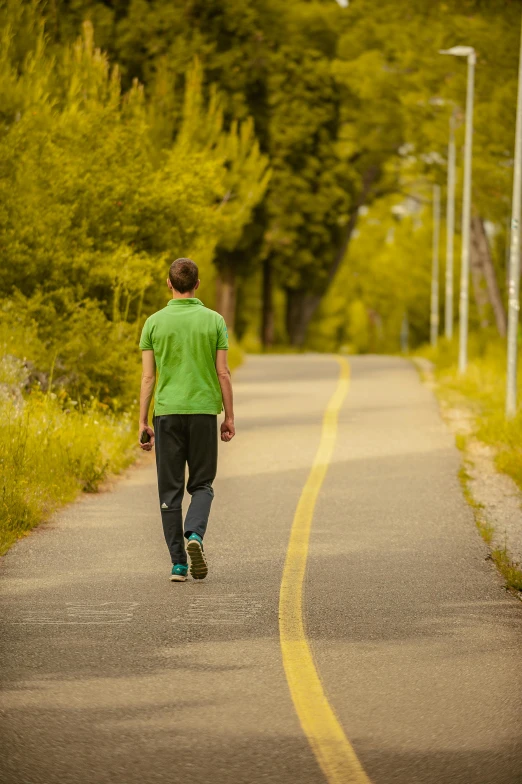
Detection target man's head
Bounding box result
[167,258,200,295]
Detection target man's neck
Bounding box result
[171,290,196,300]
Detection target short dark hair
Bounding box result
[169,258,199,293]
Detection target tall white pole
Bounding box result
[506,18,522,418]
[458,51,475,373]
[431,184,441,346]
[445,113,456,339]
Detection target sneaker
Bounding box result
[170,563,189,582]
[186,533,208,580]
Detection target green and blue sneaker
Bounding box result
[170,563,189,582]
[186,533,208,580]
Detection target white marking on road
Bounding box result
[8,602,139,625]
[172,595,263,625]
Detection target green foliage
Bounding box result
[0,294,143,406]
[310,198,434,352]
[0,4,267,407]
[45,0,364,342]
[36,0,522,351]
[264,42,351,292]
[2,0,520,359]
[308,0,519,352]
[347,301,370,355]
[177,60,271,257]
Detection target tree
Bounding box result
[0,3,267,403]
[309,0,520,352]
[8,0,522,352]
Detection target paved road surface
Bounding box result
[1,355,521,784]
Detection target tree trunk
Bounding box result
[285,289,317,347]
[261,258,274,348]
[215,265,237,333]
[470,221,490,329]
[471,216,507,337]
[285,289,305,347]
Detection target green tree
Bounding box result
[0,3,268,403]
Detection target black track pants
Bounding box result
[153,414,218,564]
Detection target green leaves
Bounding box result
[2,0,519,359]
[0,5,268,404]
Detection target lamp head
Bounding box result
[439,46,475,57]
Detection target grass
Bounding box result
[418,335,522,594]
[458,465,494,545]
[458,460,522,593]
[489,547,522,592]
[420,336,522,490]
[0,392,136,555]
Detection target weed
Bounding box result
[490,548,522,592]
[457,465,494,544]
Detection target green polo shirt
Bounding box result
[139,298,228,415]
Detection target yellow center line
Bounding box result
[279,356,372,784]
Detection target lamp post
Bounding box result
[439,46,476,372]
[445,112,457,339]
[431,184,441,346]
[506,18,522,418]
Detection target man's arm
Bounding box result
[139,350,156,451]
[216,349,235,442]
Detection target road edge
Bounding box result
[412,356,522,600]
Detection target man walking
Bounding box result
[138,258,235,582]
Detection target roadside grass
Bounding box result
[0,393,136,556]
[419,336,522,490]
[460,462,522,592]
[418,335,522,594]
[0,341,245,557]
[457,464,492,539]
[489,547,522,592]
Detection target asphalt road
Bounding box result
[1,355,521,784]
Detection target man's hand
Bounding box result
[138,423,155,451]
[220,418,235,442]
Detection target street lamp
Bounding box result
[439,45,476,372]
[506,19,522,417]
[431,184,441,346]
[445,111,457,339]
